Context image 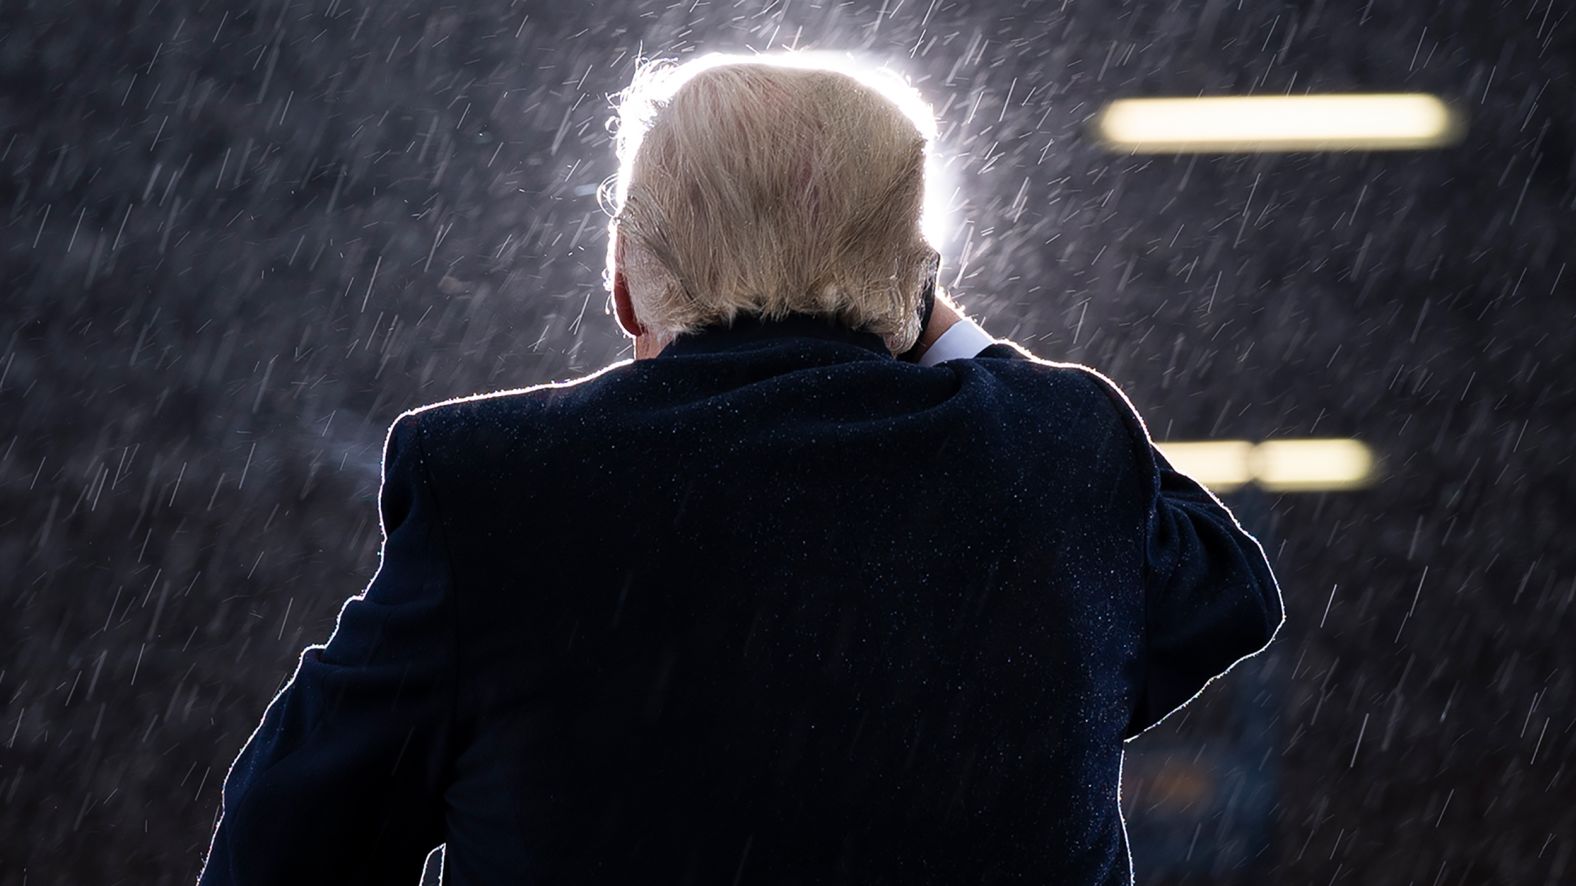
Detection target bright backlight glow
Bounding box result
[1095,93,1465,153]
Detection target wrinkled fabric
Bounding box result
[199,311,1282,886]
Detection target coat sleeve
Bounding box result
[978,341,1284,741]
[198,412,455,885]
[1077,369,1285,741]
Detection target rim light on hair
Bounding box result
[599,51,950,356]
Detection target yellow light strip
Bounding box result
[1153,441,1256,492]
[1094,93,1466,153]
[1155,438,1378,492]
[1253,438,1377,491]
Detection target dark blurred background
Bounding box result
[2,0,1572,883]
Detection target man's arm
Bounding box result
[900,290,1027,366]
[943,308,1284,741]
[198,413,455,885]
[1080,373,1284,740]
[915,314,999,366]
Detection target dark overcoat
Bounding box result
[198,311,1283,885]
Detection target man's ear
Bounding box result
[613,272,644,339]
[611,230,645,339]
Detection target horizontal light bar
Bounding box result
[1094,93,1466,153]
[1156,438,1377,492]
[1253,438,1377,492]
[1155,440,1256,489]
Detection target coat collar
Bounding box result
[655,311,894,360]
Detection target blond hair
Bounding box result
[602,52,942,355]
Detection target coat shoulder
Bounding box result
[969,348,1132,409]
[400,359,636,436]
[390,359,640,477]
